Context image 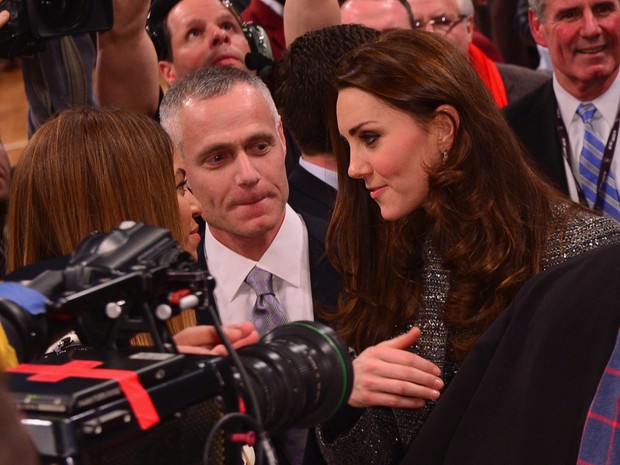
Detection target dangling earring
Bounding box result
[441,148,449,163]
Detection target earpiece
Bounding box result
[242,22,275,79]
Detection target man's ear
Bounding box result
[277,117,287,158]
[159,60,177,86]
[529,9,548,47]
[464,15,475,47]
[433,104,459,150]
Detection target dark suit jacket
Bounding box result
[503,80,570,194]
[401,243,620,465]
[287,164,341,316]
[287,165,339,465]
[497,62,550,104]
[287,164,337,224]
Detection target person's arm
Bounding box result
[95,0,161,117]
[316,327,444,465]
[283,0,340,47]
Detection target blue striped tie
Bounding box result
[577,103,620,222]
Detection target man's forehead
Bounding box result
[409,0,459,15]
[168,0,233,20]
[545,0,620,11]
[180,89,276,128]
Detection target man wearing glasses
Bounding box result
[284,0,548,107]
[407,0,550,107]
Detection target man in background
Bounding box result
[504,0,620,222]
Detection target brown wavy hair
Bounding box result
[326,30,573,359]
[7,107,184,273]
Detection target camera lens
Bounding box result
[237,321,352,434]
[37,0,90,33]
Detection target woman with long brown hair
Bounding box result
[6,106,197,271]
[316,29,620,465]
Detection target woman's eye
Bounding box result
[360,132,379,145]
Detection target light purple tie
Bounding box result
[245,266,306,464]
[245,266,289,335]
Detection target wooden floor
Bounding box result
[0,60,29,166]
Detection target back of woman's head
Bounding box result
[7,107,183,272]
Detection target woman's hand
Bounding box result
[348,327,444,409]
[174,321,259,356]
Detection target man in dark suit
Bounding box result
[160,66,337,465]
[504,0,620,218]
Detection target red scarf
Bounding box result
[468,43,508,108]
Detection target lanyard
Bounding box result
[555,105,620,211]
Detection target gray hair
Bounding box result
[456,0,475,17]
[528,0,545,20]
[159,66,280,151]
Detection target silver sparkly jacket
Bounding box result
[317,205,620,465]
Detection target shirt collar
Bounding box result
[554,71,620,127]
[204,204,305,302]
[298,157,339,190]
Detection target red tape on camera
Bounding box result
[8,360,160,429]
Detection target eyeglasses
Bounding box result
[413,14,468,34]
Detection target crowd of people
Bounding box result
[1,0,619,464]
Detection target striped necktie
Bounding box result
[577,102,620,222]
[244,266,306,465]
[245,266,289,336]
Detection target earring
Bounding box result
[441,148,449,163]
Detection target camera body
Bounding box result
[2,222,353,465]
[0,0,113,58]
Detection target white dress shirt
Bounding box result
[555,71,620,202]
[204,204,314,324]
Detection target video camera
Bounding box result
[1,222,353,465]
[0,0,113,59]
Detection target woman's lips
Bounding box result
[369,186,387,199]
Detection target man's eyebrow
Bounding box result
[246,132,277,144]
